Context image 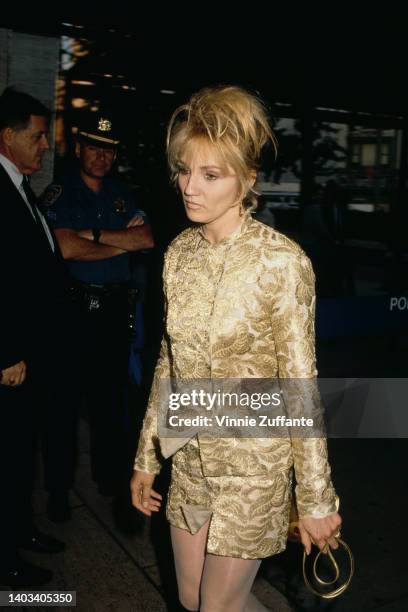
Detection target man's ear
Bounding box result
[2,127,15,147]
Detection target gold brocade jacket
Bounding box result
[135,214,338,518]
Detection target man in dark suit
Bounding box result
[0,87,69,587]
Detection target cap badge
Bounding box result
[98,118,112,132]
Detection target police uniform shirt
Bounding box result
[44,170,146,284]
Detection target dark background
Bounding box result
[1,7,407,610]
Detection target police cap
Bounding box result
[77,115,120,148]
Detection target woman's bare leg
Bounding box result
[170,522,210,611]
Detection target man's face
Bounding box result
[77,142,116,179]
[7,115,50,174]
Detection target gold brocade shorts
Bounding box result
[166,438,292,559]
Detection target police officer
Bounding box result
[43,116,154,499]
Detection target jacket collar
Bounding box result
[0,152,24,192]
[197,212,252,247]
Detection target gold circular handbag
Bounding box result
[302,537,354,599]
[288,505,354,599]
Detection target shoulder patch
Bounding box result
[41,184,63,207]
[46,210,57,221]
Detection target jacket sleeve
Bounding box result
[133,253,171,474]
[0,226,27,371]
[271,249,339,518]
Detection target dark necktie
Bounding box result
[21,176,55,251]
[21,176,41,223]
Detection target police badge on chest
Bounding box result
[114,198,127,214]
[89,296,100,311]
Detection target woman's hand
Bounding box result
[130,470,162,516]
[298,512,342,555]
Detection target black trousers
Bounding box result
[0,324,76,563]
[72,290,131,490]
[0,381,37,561]
[35,334,77,495]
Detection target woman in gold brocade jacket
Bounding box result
[131,86,342,612]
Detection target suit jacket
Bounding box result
[0,164,68,371]
[135,214,338,519]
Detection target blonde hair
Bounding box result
[166,85,277,212]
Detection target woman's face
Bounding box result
[177,141,241,229]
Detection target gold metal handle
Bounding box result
[312,544,341,586]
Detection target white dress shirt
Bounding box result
[0,153,55,252]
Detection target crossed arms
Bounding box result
[54,214,154,261]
